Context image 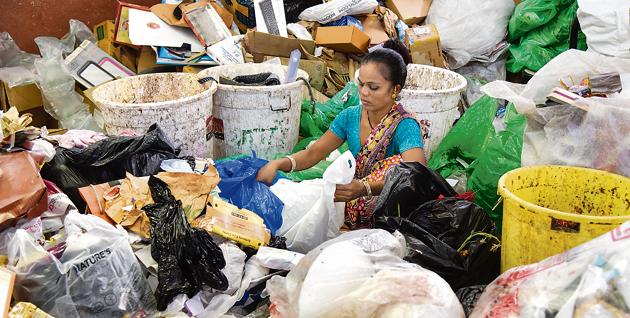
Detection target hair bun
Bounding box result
[382,38,411,65]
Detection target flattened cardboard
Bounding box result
[315,26,370,54]
[243,31,315,62]
[386,0,432,25]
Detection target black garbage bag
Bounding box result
[41,124,179,210]
[284,0,323,23]
[455,285,486,317]
[143,176,228,310]
[373,162,457,219]
[219,72,281,86]
[376,198,500,290]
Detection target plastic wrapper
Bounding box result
[270,151,355,253]
[425,0,514,68]
[373,162,457,220]
[377,198,500,290]
[143,176,228,311]
[298,0,378,24]
[577,0,630,59]
[215,155,284,235]
[40,124,179,212]
[471,221,630,318]
[8,211,156,317]
[253,247,304,271]
[267,229,465,318]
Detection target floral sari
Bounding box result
[344,103,415,229]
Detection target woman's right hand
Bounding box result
[256,161,281,185]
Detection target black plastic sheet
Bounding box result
[376,198,500,290]
[144,176,227,310]
[456,285,486,317]
[373,162,457,219]
[41,124,179,210]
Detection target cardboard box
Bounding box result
[315,26,370,54]
[1,82,43,112]
[277,57,326,91]
[136,46,176,74]
[244,31,316,63]
[27,106,59,129]
[386,0,432,25]
[360,15,390,46]
[405,24,447,68]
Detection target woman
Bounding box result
[257,39,427,229]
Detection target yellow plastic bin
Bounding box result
[498,165,630,272]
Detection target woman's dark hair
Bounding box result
[360,38,410,89]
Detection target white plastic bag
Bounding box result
[270,151,355,253]
[471,221,630,318]
[426,0,514,69]
[8,211,156,317]
[481,50,630,171]
[577,0,630,59]
[267,229,465,318]
[254,246,304,271]
[298,0,378,24]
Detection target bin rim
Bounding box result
[401,64,468,96]
[498,165,630,223]
[198,64,309,93]
[92,72,217,109]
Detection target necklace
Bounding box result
[367,111,374,129]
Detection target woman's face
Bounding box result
[357,62,397,113]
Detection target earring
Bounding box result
[391,93,397,99]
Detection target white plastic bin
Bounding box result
[198,64,308,159]
[399,64,467,159]
[91,73,217,157]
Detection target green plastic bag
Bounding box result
[428,96,526,230]
[428,95,499,179]
[300,81,360,139]
[508,0,574,42]
[518,2,578,48]
[467,104,526,230]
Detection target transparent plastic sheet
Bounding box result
[269,151,355,253]
[471,221,630,318]
[0,32,39,87]
[481,49,630,169]
[8,211,156,317]
[298,0,378,24]
[267,229,465,318]
[577,0,630,59]
[33,20,99,130]
[529,99,630,178]
[425,0,514,69]
[456,56,507,105]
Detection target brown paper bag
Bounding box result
[0,152,47,231]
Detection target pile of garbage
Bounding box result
[1,0,630,317]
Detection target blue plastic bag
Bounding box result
[215,155,284,235]
[324,16,364,31]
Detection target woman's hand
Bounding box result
[256,161,281,185]
[334,179,367,202]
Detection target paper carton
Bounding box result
[315,26,370,54]
[386,0,432,25]
[243,31,316,62]
[1,82,43,112]
[405,24,447,68]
